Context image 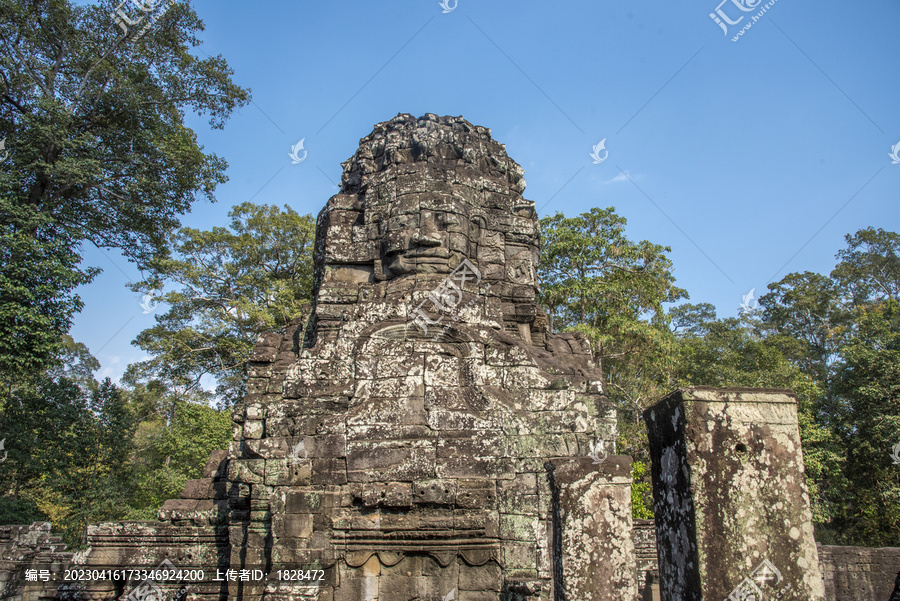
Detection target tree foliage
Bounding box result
[0,367,230,545]
[829,299,900,546]
[541,213,898,539]
[127,203,316,406]
[0,0,250,383]
[125,383,231,517]
[539,208,685,413]
[539,208,686,519]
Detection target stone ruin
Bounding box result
[3,114,896,601]
[62,113,634,601]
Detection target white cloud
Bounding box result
[604,170,638,184]
[99,355,123,382]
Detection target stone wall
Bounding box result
[632,519,659,601]
[817,543,900,601]
[0,522,72,601]
[630,523,900,601]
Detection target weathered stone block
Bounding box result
[312,458,348,485]
[459,563,502,591]
[456,479,497,509]
[274,514,313,539]
[347,441,435,482]
[181,478,215,500]
[228,459,266,484]
[411,479,457,504]
[553,457,636,601]
[350,482,413,507]
[500,514,538,542]
[243,419,264,439]
[503,543,536,570]
[202,449,228,478]
[644,387,825,601]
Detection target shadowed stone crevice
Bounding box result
[542,462,565,601]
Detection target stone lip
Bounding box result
[339,112,526,195]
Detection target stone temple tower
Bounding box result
[76,114,636,601]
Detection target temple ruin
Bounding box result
[1,114,897,601]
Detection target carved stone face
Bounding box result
[376,197,481,278]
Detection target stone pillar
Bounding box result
[643,387,824,601]
[551,456,636,601]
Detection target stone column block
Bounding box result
[644,387,824,600]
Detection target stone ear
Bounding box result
[370,211,384,235]
[471,214,486,243]
[369,212,387,280]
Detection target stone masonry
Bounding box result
[4,115,893,601]
[71,114,635,601]
[644,387,825,600]
[0,523,72,601]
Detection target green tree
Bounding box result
[670,311,843,530]
[539,208,686,519]
[39,379,137,545]
[756,228,900,544]
[831,227,900,304]
[126,387,230,517]
[0,208,96,384]
[0,377,92,502]
[829,303,900,546]
[45,335,101,393]
[758,272,846,388]
[539,208,685,410]
[668,302,717,338]
[128,203,316,406]
[0,0,250,383]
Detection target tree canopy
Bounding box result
[539,214,899,542]
[127,202,316,406]
[0,0,250,383]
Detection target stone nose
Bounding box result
[413,214,442,246]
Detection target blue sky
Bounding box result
[71,0,900,383]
